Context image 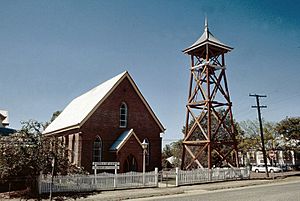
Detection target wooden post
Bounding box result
[49,157,55,201]
[154,168,158,187]
[206,45,212,170]
[181,55,194,170]
[38,171,42,196]
[94,163,97,176]
[175,167,179,187]
[114,164,117,188]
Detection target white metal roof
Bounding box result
[43,71,165,135]
[43,72,127,134]
[183,18,233,53]
[110,129,142,152]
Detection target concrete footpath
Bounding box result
[78,174,300,201]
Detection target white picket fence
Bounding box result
[39,168,158,193]
[39,167,249,193]
[175,167,250,186]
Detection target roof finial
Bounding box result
[204,15,209,39]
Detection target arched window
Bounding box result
[144,138,150,166]
[124,154,138,172]
[93,136,102,162]
[60,136,65,147]
[120,102,127,128]
[59,136,65,156]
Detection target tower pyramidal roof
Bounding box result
[183,18,233,56]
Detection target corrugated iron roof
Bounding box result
[43,71,165,135]
[110,129,141,151]
[43,71,127,134]
[183,18,233,54]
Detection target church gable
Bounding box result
[80,75,164,172]
[84,74,165,133]
[109,129,142,152]
[43,71,164,135]
[81,75,163,151]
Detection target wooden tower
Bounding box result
[181,19,239,170]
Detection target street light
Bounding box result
[141,139,148,185]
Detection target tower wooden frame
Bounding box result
[181,20,239,170]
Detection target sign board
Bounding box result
[92,165,119,170]
[93,162,120,166]
[92,162,120,187]
[92,161,120,174]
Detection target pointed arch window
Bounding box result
[124,154,138,172]
[120,102,128,128]
[93,136,102,162]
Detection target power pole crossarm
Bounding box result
[251,106,267,109]
[249,94,269,178]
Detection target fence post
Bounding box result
[94,163,97,176]
[114,165,117,188]
[154,168,158,187]
[38,172,42,195]
[175,167,179,187]
[247,166,251,179]
[94,174,97,187]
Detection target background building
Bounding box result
[0,110,16,136]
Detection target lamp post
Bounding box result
[49,156,55,201]
[141,139,148,185]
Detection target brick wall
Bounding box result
[79,77,162,173]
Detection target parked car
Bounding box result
[279,164,293,172]
[251,165,282,173]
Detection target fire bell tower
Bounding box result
[181,19,239,170]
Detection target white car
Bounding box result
[251,165,282,173]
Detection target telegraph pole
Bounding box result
[249,94,269,178]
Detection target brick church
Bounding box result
[43,71,165,173]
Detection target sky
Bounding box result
[1,0,300,145]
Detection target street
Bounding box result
[131,180,300,201]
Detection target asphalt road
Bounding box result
[132,180,300,201]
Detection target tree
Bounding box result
[276,117,300,150]
[44,110,61,128]
[239,119,279,151]
[238,119,285,166]
[162,140,182,168]
[276,117,300,139]
[0,112,81,194]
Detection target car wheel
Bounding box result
[255,169,259,173]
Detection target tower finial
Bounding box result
[204,16,209,39]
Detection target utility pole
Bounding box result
[249,94,269,178]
